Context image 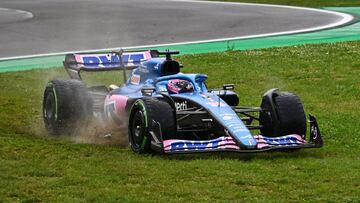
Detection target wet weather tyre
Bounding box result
[260,92,306,137]
[128,97,176,153]
[43,79,92,135]
[275,92,306,137]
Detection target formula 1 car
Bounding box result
[42,50,323,154]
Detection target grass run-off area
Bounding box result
[1,41,360,202]
[211,0,360,7]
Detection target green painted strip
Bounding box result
[0,7,359,73]
[142,7,360,54]
[0,55,64,72]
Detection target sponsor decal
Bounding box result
[163,136,239,152]
[175,101,188,111]
[206,101,226,107]
[228,123,245,129]
[254,134,306,149]
[78,53,119,67]
[75,51,151,68]
[122,51,151,66]
[239,134,253,139]
[130,74,141,85]
[311,125,318,139]
[170,140,221,150]
[206,97,226,107]
[222,115,233,120]
[233,128,250,133]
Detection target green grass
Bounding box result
[1,41,360,202]
[210,0,360,7]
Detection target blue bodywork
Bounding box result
[111,57,258,149]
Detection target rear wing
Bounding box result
[63,50,159,79]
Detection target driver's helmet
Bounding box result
[167,79,194,94]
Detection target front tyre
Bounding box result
[128,98,176,153]
[260,91,306,137]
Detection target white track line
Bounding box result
[0,8,33,19]
[0,1,353,61]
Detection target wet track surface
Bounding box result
[0,0,351,58]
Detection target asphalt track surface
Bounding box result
[0,0,353,59]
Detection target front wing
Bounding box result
[162,115,323,154]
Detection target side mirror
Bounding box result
[223,84,234,90]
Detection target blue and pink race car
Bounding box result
[42,50,323,154]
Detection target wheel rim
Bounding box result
[131,110,145,149]
[44,92,55,121]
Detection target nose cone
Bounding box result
[220,114,257,149]
[235,131,257,149]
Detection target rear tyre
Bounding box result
[128,97,176,153]
[43,79,92,135]
[260,91,306,137]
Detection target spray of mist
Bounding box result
[33,67,129,147]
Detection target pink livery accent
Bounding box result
[144,51,152,60]
[75,54,83,63]
[105,95,128,111]
[104,95,129,124]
